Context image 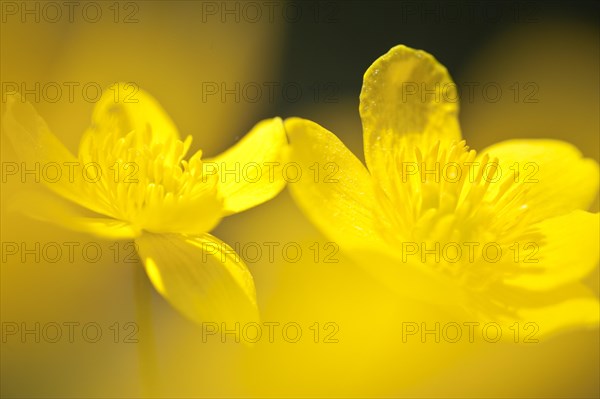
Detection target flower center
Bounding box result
[376,136,539,289]
[76,124,221,233]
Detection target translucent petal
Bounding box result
[136,232,259,325]
[206,118,288,214]
[285,117,383,248]
[360,45,461,195]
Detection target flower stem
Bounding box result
[135,263,159,397]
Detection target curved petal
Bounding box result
[2,94,76,163]
[82,82,181,152]
[135,232,259,325]
[468,298,599,342]
[1,94,112,216]
[504,210,599,291]
[8,188,139,239]
[516,297,599,340]
[8,190,139,240]
[350,248,470,313]
[284,117,383,248]
[491,283,599,340]
[479,139,599,222]
[359,45,462,194]
[206,117,288,214]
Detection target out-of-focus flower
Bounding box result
[285,45,599,336]
[2,83,287,325]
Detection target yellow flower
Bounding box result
[285,45,600,336]
[2,83,288,325]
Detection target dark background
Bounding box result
[275,0,599,113]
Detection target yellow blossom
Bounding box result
[285,45,600,337]
[2,83,288,325]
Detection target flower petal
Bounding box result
[491,283,599,339]
[515,296,599,339]
[8,188,138,239]
[285,117,382,248]
[480,139,599,221]
[504,210,599,291]
[350,248,469,313]
[84,82,181,149]
[135,232,259,325]
[359,45,461,192]
[2,94,75,163]
[206,118,288,214]
[1,94,113,216]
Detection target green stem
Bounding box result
[134,263,159,397]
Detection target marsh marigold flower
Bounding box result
[2,83,288,325]
[285,45,599,337]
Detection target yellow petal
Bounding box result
[135,232,259,325]
[1,94,112,216]
[206,118,288,214]
[284,117,383,248]
[504,211,599,291]
[480,139,599,222]
[81,82,180,154]
[350,248,470,313]
[492,283,599,340]
[2,93,75,163]
[359,45,462,193]
[515,296,599,340]
[8,188,138,240]
[470,298,599,343]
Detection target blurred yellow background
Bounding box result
[1,1,598,398]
